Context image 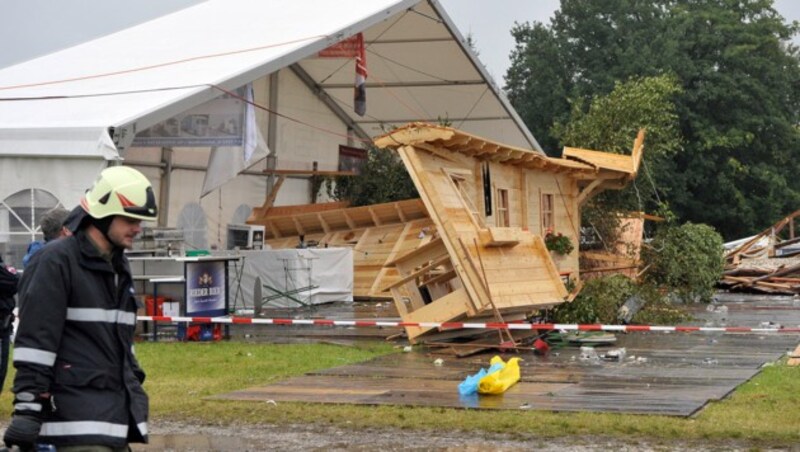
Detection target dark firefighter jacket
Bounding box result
[0,259,17,322]
[12,228,148,448]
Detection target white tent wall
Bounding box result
[0,157,106,205]
[275,69,348,174]
[172,169,266,249]
[0,156,108,268]
[123,67,349,250]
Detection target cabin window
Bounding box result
[496,189,510,227]
[541,193,554,233]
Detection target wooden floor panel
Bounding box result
[213,293,800,416]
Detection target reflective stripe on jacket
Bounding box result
[13,229,147,448]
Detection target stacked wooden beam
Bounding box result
[722,210,800,294]
[720,258,800,294]
[248,198,433,299]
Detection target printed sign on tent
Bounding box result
[132,86,248,148]
[185,260,226,316]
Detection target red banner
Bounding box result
[318,33,367,116]
[318,34,362,58]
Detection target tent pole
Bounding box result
[265,72,280,203]
[158,146,173,227]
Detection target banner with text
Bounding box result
[185,260,227,316]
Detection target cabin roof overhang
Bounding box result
[374,123,644,182]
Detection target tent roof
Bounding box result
[0,0,541,159]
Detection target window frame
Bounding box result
[496,188,510,227]
[541,193,554,233]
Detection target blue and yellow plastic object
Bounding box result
[457,356,505,396]
[478,356,521,394]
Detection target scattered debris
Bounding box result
[566,331,617,345]
[601,347,626,362]
[578,346,600,362]
[721,210,800,294]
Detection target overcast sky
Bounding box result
[1,0,798,83]
[440,0,800,82]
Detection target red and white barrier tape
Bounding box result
[138,316,800,334]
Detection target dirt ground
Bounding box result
[126,420,791,451]
[0,419,789,451]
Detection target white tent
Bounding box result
[0,0,542,267]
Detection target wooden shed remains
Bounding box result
[372,123,644,343]
[250,197,435,298]
[249,123,644,343]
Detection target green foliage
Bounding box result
[642,222,724,302]
[551,275,635,324]
[324,147,418,207]
[629,282,692,325]
[544,231,574,255]
[551,75,683,247]
[551,273,694,325]
[506,0,800,239]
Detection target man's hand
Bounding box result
[3,415,41,451]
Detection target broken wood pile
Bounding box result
[720,257,800,294]
[721,209,800,294]
[248,198,433,299]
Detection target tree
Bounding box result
[506,22,571,153]
[324,147,418,206]
[554,75,683,245]
[642,222,724,302]
[506,0,800,239]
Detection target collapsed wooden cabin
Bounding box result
[250,123,644,343]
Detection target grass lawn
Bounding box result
[2,341,800,446]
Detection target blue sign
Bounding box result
[185,260,226,317]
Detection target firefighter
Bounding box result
[4,166,157,451]
[0,255,18,395]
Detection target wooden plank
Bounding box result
[384,236,447,268]
[342,211,356,230]
[380,254,452,292]
[373,124,454,148]
[414,142,461,163]
[397,146,488,312]
[787,343,800,366]
[259,175,286,211]
[394,202,407,223]
[484,227,523,247]
[404,288,471,342]
[369,221,414,297]
[261,200,350,217]
[317,213,330,233]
